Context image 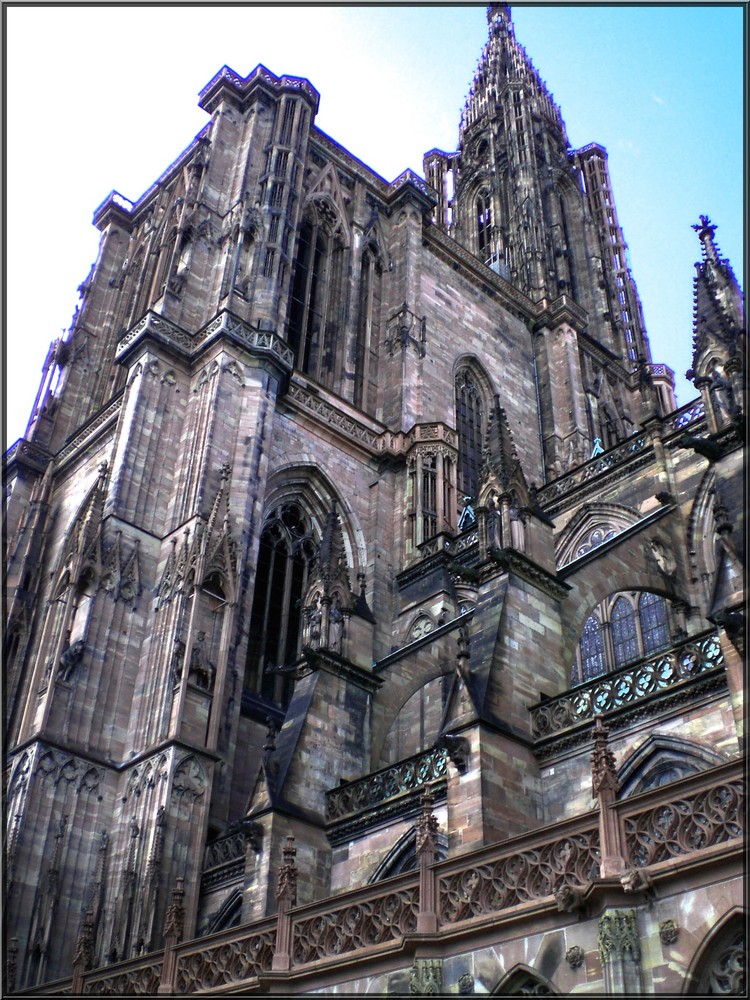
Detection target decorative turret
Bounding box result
[688,216,745,432]
[477,399,530,556]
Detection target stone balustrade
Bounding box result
[19,760,743,996]
[529,631,723,740]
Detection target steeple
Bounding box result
[688,216,745,429]
[461,4,567,144]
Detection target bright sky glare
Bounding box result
[4,4,745,448]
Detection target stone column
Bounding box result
[591,718,626,876]
[416,787,440,933]
[272,837,298,972]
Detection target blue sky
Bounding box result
[4,4,745,445]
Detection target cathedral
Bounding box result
[4,5,745,995]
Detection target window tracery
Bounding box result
[572,591,673,684]
[455,366,487,504]
[287,202,347,387]
[689,916,746,996]
[245,501,317,707]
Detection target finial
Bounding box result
[488,3,512,25]
[416,786,440,861]
[591,717,618,796]
[276,835,298,906]
[692,215,722,264]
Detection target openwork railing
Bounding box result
[664,398,706,433]
[83,955,163,996]
[530,632,723,740]
[325,746,449,821]
[18,760,743,996]
[622,763,744,868]
[539,430,649,505]
[202,830,246,871]
[173,922,276,993]
[291,877,420,964]
[438,821,600,925]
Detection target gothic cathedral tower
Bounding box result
[4,7,744,996]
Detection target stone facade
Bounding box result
[4,5,745,996]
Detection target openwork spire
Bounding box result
[461,4,567,140]
[689,216,745,391]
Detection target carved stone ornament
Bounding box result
[598,908,641,964]
[409,957,443,995]
[58,638,85,683]
[620,866,653,895]
[566,945,585,969]
[659,919,679,945]
[276,836,298,907]
[457,970,475,994]
[591,717,618,796]
[555,882,586,913]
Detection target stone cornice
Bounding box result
[115,308,295,375]
[3,438,52,476]
[479,547,571,600]
[532,294,589,333]
[299,648,383,695]
[422,223,536,323]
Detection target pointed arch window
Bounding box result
[639,591,669,655]
[288,206,346,387]
[574,591,674,684]
[354,243,382,411]
[245,502,317,707]
[455,368,485,504]
[577,614,605,682]
[476,189,492,262]
[610,596,638,666]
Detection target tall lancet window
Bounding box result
[610,596,639,667]
[288,205,345,387]
[245,502,317,707]
[455,367,485,504]
[354,243,382,411]
[476,190,492,263]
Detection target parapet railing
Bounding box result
[529,631,723,741]
[325,745,449,822]
[174,919,276,994]
[437,814,601,927]
[17,760,743,996]
[537,397,706,509]
[619,759,744,869]
[80,951,164,996]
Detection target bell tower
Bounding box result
[425,3,672,478]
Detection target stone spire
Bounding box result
[462,4,567,141]
[688,216,745,427]
[478,397,529,503]
[690,216,745,370]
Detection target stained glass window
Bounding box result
[639,591,670,654]
[579,614,606,681]
[611,596,639,666]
